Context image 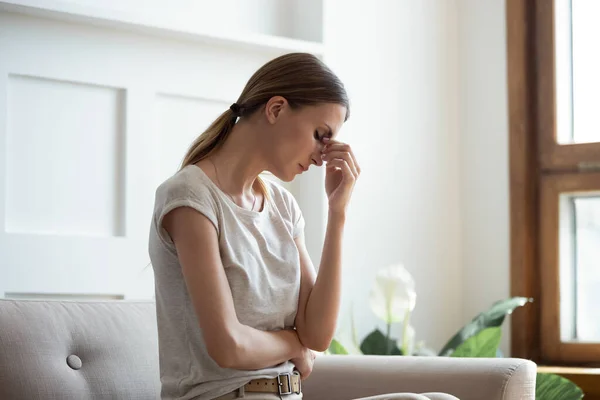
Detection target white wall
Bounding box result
[0,0,323,42]
[322,0,514,355]
[322,0,463,352]
[457,0,511,355]
[2,0,515,355]
[0,7,300,300]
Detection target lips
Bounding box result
[298,164,308,172]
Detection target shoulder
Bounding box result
[154,165,219,212]
[152,166,221,245]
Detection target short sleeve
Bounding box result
[290,195,305,239]
[154,174,219,247]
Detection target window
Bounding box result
[556,0,600,145]
[508,0,600,365]
[560,194,600,342]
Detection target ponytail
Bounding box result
[180,108,237,168]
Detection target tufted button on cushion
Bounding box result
[0,300,160,399]
[66,354,82,370]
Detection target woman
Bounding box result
[149,53,456,400]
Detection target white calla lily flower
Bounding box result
[369,264,416,324]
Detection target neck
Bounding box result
[206,120,267,196]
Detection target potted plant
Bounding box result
[328,264,584,400]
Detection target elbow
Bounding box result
[209,347,237,369]
[206,331,243,369]
[297,328,333,353]
[310,340,332,353]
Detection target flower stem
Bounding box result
[385,322,392,355]
[350,303,359,349]
[402,309,411,355]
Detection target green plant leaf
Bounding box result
[536,373,583,400]
[327,339,349,355]
[439,297,531,356]
[450,327,501,358]
[360,329,403,355]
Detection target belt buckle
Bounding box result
[277,372,293,395]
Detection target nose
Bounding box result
[311,153,323,167]
[310,143,325,167]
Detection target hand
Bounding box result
[290,347,317,380]
[321,138,360,214]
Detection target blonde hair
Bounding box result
[180,52,350,196]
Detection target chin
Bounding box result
[264,168,295,183]
[278,172,296,183]
[272,168,300,182]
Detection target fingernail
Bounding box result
[323,137,330,142]
[321,154,326,159]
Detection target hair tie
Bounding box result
[229,103,241,116]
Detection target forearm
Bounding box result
[301,211,345,349]
[226,325,303,370]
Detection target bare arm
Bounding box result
[163,206,304,370]
[294,137,359,352]
[294,211,345,352]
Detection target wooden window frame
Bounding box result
[536,0,600,172]
[540,172,600,364]
[508,0,541,363]
[507,0,600,367]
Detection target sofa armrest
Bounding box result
[302,355,536,400]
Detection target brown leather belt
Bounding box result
[244,372,301,395]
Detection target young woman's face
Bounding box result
[265,100,347,182]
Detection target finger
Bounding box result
[324,151,358,178]
[298,369,309,381]
[348,147,361,175]
[323,151,358,178]
[326,158,356,185]
[323,142,361,176]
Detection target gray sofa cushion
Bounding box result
[0,299,160,400]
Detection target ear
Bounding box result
[264,96,288,124]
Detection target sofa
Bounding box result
[0,299,537,399]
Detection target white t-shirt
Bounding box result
[148,164,305,400]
